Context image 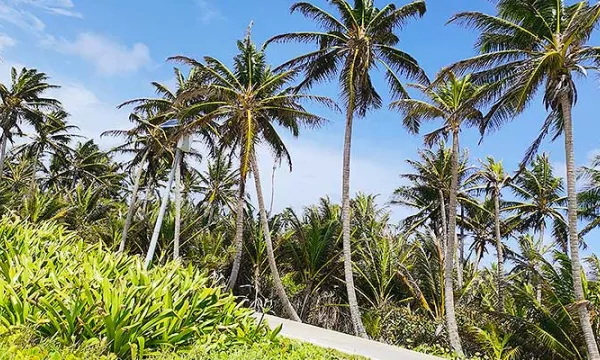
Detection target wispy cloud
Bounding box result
[15,0,82,18]
[0,33,16,51]
[196,0,224,24]
[43,32,152,75]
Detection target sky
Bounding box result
[1,0,600,257]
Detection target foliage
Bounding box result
[0,218,270,359]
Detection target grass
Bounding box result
[0,328,363,360]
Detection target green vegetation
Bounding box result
[3,0,600,359]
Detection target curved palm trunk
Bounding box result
[0,132,7,179]
[560,94,600,359]
[341,106,367,338]
[250,153,301,321]
[493,188,505,312]
[144,149,181,268]
[445,129,464,356]
[174,155,182,261]
[227,152,247,291]
[438,188,448,254]
[119,152,148,253]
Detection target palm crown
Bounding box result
[449,0,600,162]
[267,0,428,116]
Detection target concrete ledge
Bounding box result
[254,313,443,360]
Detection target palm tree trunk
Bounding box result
[455,233,463,289]
[227,153,247,291]
[144,149,181,268]
[536,222,545,303]
[250,153,301,321]
[445,129,464,356]
[438,188,448,254]
[341,105,367,338]
[0,132,7,179]
[560,93,600,359]
[173,155,182,261]
[493,189,505,312]
[119,152,148,253]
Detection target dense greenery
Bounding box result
[4,0,600,359]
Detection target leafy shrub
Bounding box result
[371,306,447,349]
[0,217,271,359]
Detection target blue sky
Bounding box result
[1,0,600,256]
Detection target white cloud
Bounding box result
[196,0,224,24]
[14,0,81,17]
[46,32,152,75]
[248,137,411,222]
[0,33,16,50]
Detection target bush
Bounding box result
[0,217,271,359]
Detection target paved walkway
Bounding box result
[254,313,443,360]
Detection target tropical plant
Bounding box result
[471,157,511,311]
[393,72,488,355]
[267,0,428,337]
[170,27,329,322]
[448,1,600,356]
[0,67,61,177]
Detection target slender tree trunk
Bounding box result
[445,129,464,356]
[438,188,448,254]
[29,147,41,195]
[456,233,464,289]
[174,155,182,261]
[250,153,301,321]
[119,152,148,253]
[536,222,545,303]
[341,105,367,338]
[227,150,247,291]
[560,93,600,359]
[144,149,181,268]
[460,204,465,270]
[0,132,7,179]
[493,189,505,312]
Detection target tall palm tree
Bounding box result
[196,149,239,226]
[266,0,428,337]
[102,110,172,253]
[14,110,79,186]
[392,72,488,355]
[472,157,511,311]
[0,67,61,177]
[449,2,600,356]
[506,154,567,250]
[118,67,214,266]
[171,28,328,322]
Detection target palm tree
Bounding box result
[392,72,488,355]
[267,0,427,337]
[171,28,328,322]
[196,149,239,226]
[0,67,61,177]
[14,110,79,187]
[506,154,567,250]
[449,2,600,356]
[102,110,172,253]
[49,139,121,193]
[472,157,511,311]
[118,67,214,266]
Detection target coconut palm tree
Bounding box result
[471,157,511,311]
[266,0,428,337]
[0,67,61,177]
[392,72,488,355]
[14,109,79,187]
[506,154,567,250]
[102,110,173,253]
[170,28,329,322]
[449,2,600,356]
[118,67,215,266]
